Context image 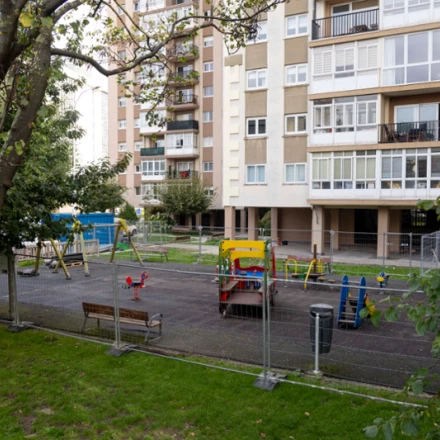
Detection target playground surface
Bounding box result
[0,259,437,391]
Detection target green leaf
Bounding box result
[370,310,382,327]
[20,12,33,28]
[411,379,424,395]
[401,419,420,436]
[385,306,398,322]
[41,17,53,27]
[363,425,379,438]
[415,321,427,336]
[408,279,420,292]
[359,307,370,319]
[382,421,394,440]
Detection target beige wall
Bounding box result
[203,147,213,161]
[245,139,267,164]
[285,37,308,65]
[203,172,214,186]
[285,86,308,114]
[284,136,307,162]
[285,0,308,15]
[278,208,312,242]
[245,43,268,70]
[245,91,267,117]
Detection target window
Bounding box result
[404,148,428,189]
[355,150,376,189]
[135,164,141,173]
[154,139,165,149]
[134,141,143,151]
[247,117,267,136]
[205,186,214,197]
[285,114,307,134]
[248,20,268,43]
[285,163,306,183]
[204,10,212,21]
[312,153,331,189]
[176,161,194,171]
[117,4,125,14]
[118,119,127,129]
[118,142,127,152]
[134,118,140,128]
[167,133,198,148]
[204,36,214,47]
[333,151,353,189]
[141,159,166,177]
[203,162,213,172]
[117,50,126,60]
[381,149,403,189]
[335,45,355,77]
[247,69,267,89]
[286,14,308,37]
[313,49,333,76]
[313,99,332,133]
[247,165,266,183]
[334,97,354,132]
[134,2,140,11]
[204,86,214,97]
[357,96,377,130]
[118,97,126,107]
[203,136,214,147]
[204,61,214,72]
[286,64,308,85]
[431,148,440,188]
[358,43,378,70]
[203,111,213,122]
[141,183,160,200]
[135,186,141,196]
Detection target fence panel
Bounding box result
[421,231,440,276]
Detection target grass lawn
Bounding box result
[0,327,430,439]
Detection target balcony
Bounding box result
[168,44,199,60]
[141,172,166,181]
[168,70,199,85]
[312,9,379,40]
[167,94,198,109]
[166,169,199,180]
[379,121,439,144]
[140,147,165,156]
[167,119,199,131]
[166,0,198,5]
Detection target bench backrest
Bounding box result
[82,302,149,322]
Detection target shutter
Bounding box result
[323,51,332,74]
[346,48,354,70]
[368,45,378,68]
[314,52,323,75]
[358,46,367,69]
[335,49,344,71]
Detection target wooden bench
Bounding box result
[172,227,190,234]
[81,302,162,343]
[174,235,191,242]
[134,246,169,262]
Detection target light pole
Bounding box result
[73,86,100,171]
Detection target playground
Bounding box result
[1,246,438,392]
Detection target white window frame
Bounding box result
[355,150,377,189]
[247,117,267,137]
[118,142,127,152]
[203,136,214,147]
[203,111,213,122]
[203,36,214,47]
[204,86,214,97]
[381,149,404,189]
[118,119,127,130]
[312,153,332,189]
[135,164,141,174]
[286,14,308,38]
[134,1,140,11]
[246,69,267,90]
[134,117,141,128]
[285,64,308,85]
[247,20,268,44]
[134,141,143,151]
[333,151,354,189]
[246,165,266,184]
[141,159,166,177]
[285,163,306,183]
[204,61,214,72]
[334,99,355,132]
[313,101,333,133]
[285,114,307,134]
[117,4,125,14]
[203,161,214,172]
[335,45,355,78]
[118,96,126,107]
[313,49,333,76]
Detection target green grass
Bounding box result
[0,327,431,439]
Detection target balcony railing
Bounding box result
[166,0,198,5]
[312,9,379,40]
[379,121,439,143]
[167,95,198,107]
[166,169,199,180]
[140,147,165,156]
[167,119,199,131]
[168,44,199,58]
[168,70,199,83]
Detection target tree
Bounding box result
[153,176,215,218]
[118,202,138,222]
[0,72,129,255]
[0,0,286,215]
[362,198,440,439]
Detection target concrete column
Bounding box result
[195,213,202,228]
[186,216,192,228]
[224,206,236,240]
[240,209,247,233]
[377,207,390,258]
[311,206,325,255]
[271,207,279,241]
[330,208,339,251]
[247,207,259,241]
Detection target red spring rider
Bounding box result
[125,272,148,301]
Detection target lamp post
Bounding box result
[73,86,100,171]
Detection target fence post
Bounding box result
[329,230,334,273]
[382,232,386,270]
[197,225,203,263]
[259,227,264,239]
[409,232,413,275]
[314,313,320,374]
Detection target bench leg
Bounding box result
[145,327,151,343]
[81,316,88,333]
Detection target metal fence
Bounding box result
[421,231,440,276]
[2,253,440,392]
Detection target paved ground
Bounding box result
[0,259,437,390]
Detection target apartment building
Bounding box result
[108,0,223,226]
[308,0,440,256]
[223,0,312,241]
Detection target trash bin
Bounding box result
[310,304,334,354]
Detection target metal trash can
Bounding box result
[310,304,334,354]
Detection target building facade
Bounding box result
[108,0,223,226]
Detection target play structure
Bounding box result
[217,239,277,317]
[17,241,44,277]
[377,271,390,289]
[337,275,375,329]
[110,219,142,265]
[285,243,329,288]
[123,272,149,301]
